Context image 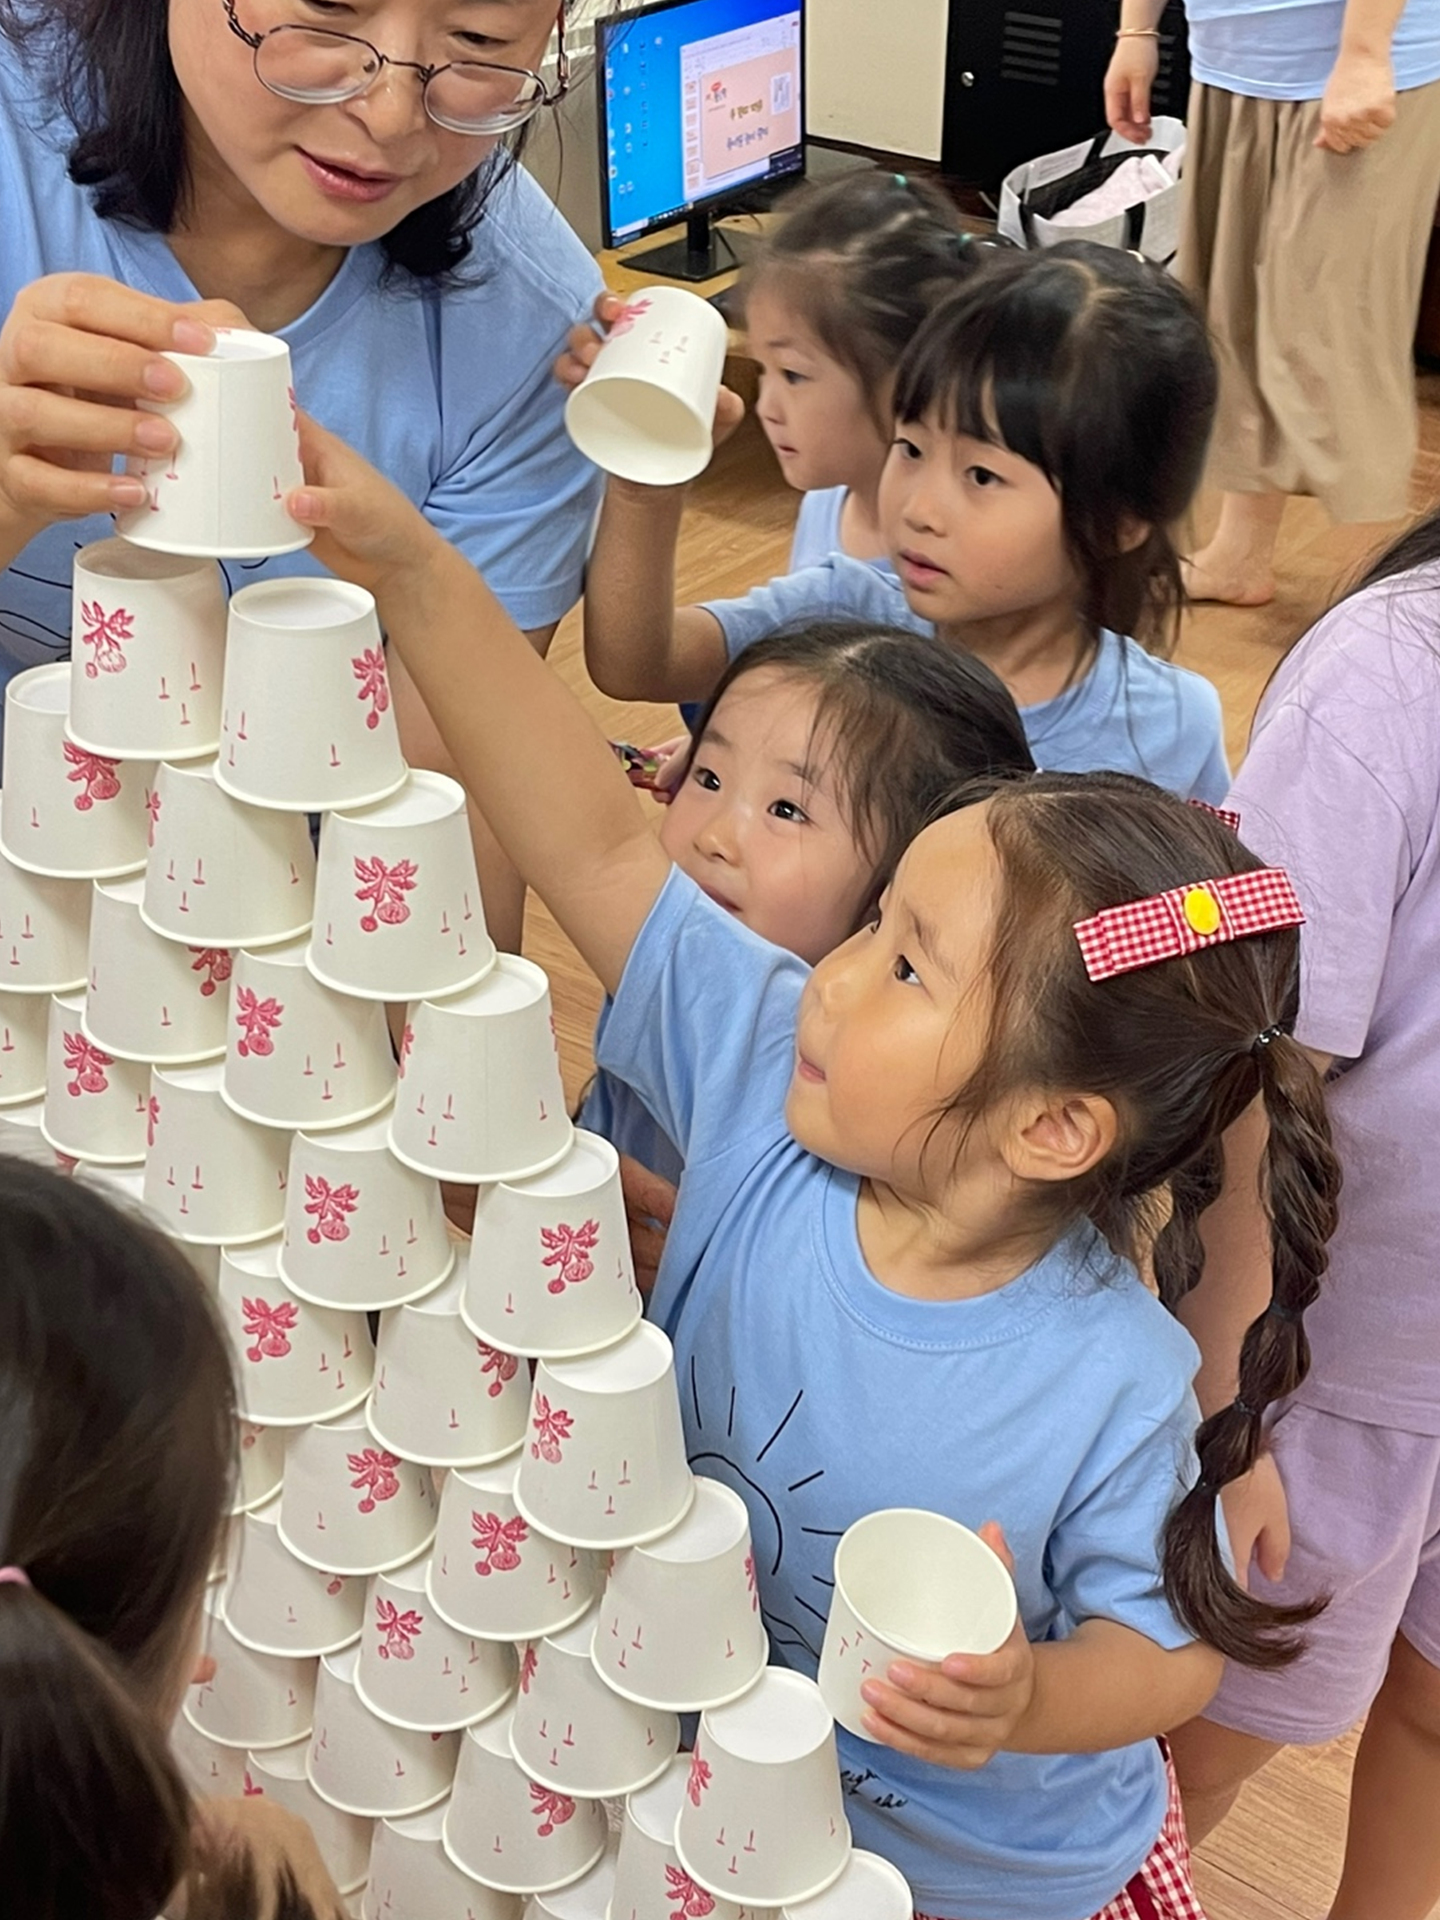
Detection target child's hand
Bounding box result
[620,1153,677,1294]
[553,294,747,457]
[858,1524,1036,1770]
[611,734,690,800]
[286,413,443,600]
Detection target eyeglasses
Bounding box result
[224,0,568,135]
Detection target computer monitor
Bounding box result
[597,0,805,281]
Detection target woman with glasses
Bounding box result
[0,0,601,946]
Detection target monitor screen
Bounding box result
[598,0,804,249]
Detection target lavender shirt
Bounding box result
[1228,567,1440,1435]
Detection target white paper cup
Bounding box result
[40,992,150,1163]
[354,1552,517,1734]
[442,1707,608,1896]
[218,1240,375,1427]
[116,328,312,559]
[278,1112,454,1312]
[141,755,317,949]
[66,539,226,761]
[171,1709,259,1800]
[522,1843,617,1917]
[0,830,91,992]
[0,1095,59,1167]
[781,1849,913,1918]
[221,936,395,1132]
[144,1061,292,1242]
[513,1324,693,1552]
[246,1735,375,1893]
[306,771,495,1003]
[2,665,153,878]
[279,1406,438,1576]
[564,288,727,487]
[674,1670,850,1908]
[427,1455,602,1645]
[463,1132,642,1361]
[509,1601,677,1799]
[83,875,230,1063]
[233,1418,288,1516]
[388,958,571,1185]
[610,1755,756,1920]
[368,1268,529,1469]
[590,1478,766,1713]
[0,987,48,1105]
[223,1492,366,1658]
[365,1802,524,1920]
[217,579,407,813]
[185,1594,317,1751]
[307,1644,461,1820]
[817,1509,1018,1743]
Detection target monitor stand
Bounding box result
[617,209,763,283]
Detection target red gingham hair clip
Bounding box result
[1074,869,1304,984]
[1188,799,1241,832]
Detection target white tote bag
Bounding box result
[997,120,1187,268]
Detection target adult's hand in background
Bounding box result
[1316,48,1397,151]
[1104,35,1160,144]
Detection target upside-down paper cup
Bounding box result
[817,1509,1018,1743]
[610,1756,755,1920]
[221,937,395,1132]
[184,1593,317,1751]
[307,1644,460,1820]
[510,1601,678,1799]
[674,1670,850,1908]
[427,1455,602,1645]
[217,579,406,813]
[442,1707,607,1897]
[388,958,571,1185]
[2,666,152,878]
[513,1324,693,1552]
[171,1709,255,1799]
[781,1849,913,1918]
[246,1735,376,1893]
[40,993,150,1163]
[116,328,311,559]
[522,1843,617,1917]
[463,1132,641,1361]
[66,539,226,761]
[369,1269,529,1469]
[218,1241,374,1427]
[145,1060,292,1243]
[279,1406,437,1576]
[355,1553,517,1734]
[307,770,495,1003]
[591,1478,766,1712]
[564,288,728,487]
[233,1419,288,1516]
[0,987,48,1105]
[365,1803,524,1920]
[0,831,91,992]
[223,1493,366,1659]
[141,756,317,949]
[279,1112,453,1311]
[84,875,230,1063]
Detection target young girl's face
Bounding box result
[747,287,888,495]
[659,669,876,966]
[879,413,1080,630]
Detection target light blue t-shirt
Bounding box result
[702,556,1231,803]
[1187,0,1440,99]
[0,50,603,685]
[790,485,849,572]
[598,868,1206,1920]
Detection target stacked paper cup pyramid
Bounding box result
[0,328,918,1920]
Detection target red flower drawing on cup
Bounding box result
[234,987,283,1058]
[145,1094,160,1147]
[744,1551,758,1610]
[241,1295,299,1362]
[62,1030,111,1097]
[539,1219,599,1292]
[476,1340,518,1399]
[530,1393,573,1464]
[62,741,122,811]
[348,1447,401,1513]
[607,296,652,338]
[145,787,162,846]
[189,948,231,997]
[375,1596,423,1660]
[397,1021,414,1078]
[471,1510,528,1576]
[79,599,134,678]
[665,1866,717,1918]
[518,1644,538,1693]
[352,648,391,730]
[529,1782,576,1836]
[686,1751,712,1806]
[304,1174,359,1244]
[354,855,418,933]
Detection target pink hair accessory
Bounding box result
[1188,799,1241,831]
[0,1566,30,1587]
[1074,869,1304,984]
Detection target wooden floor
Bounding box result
[522,378,1440,1920]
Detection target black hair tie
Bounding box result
[1253,1023,1287,1054]
[1233,1396,1261,1419]
[1267,1299,1303,1325]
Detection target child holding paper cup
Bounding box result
[286,421,1340,1920]
[0,1159,346,1918]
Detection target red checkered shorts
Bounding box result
[915,1742,1207,1920]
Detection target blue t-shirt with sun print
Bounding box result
[596,866,1206,1920]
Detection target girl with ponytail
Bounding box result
[0,1160,343,1920]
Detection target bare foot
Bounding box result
[1181,549,1277,608]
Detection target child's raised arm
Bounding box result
[290,420,670,999]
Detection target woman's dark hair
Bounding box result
[894,242,1218,652]
[0,1162,242,1920]
[1348,502,1440,598]
[927,771,1339,1668]
[742,171,1002,433]
[680,621,1035,925]
[0,0,560,283]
